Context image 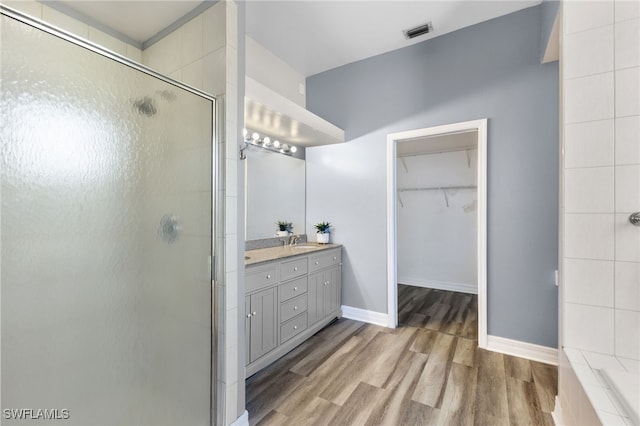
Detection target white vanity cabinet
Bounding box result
[244,247,342,377]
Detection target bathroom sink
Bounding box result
[291,245,317,250]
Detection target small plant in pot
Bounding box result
[314,222,331,244]
[276,221,292,237]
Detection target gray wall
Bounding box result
[305,5,559,347]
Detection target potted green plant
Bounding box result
[314,222,331,244]
[276,221,292,237]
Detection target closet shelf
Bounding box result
[397,185,477,208]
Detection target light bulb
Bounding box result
[273,140,281,148]
[242,128,248,137]
[251,132,260,141]
[263,136,271,145]
[291,146,298,153]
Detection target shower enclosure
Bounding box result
[1,7,220,425]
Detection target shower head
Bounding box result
[134,96,157,117]
[157,89,176,102]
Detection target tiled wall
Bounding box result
[562,0,640,360]
[2,0,143,62]
[558,2,638,423]
[3,1,246,424]
[142,3,226,97]
[143,3,245,424]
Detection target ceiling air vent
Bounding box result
[403,22,433,40]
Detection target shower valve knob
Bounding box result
[630,212,640,226]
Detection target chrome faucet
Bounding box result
[289,234,300,246]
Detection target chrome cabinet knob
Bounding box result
[246,313,251,318]
[293,325,298,330]
[294,267,298,271]
[266,274,271,279]
[630,212,640,226]
[294,306,298,310]
[293,286,298,291]
[252,311,257,316]
[315,261,319,265]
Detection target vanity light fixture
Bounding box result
[241,128,298,158]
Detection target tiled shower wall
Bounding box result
[141,3,246,425]
[142,4,227,97]
[3,1,246,424]
[2,0,143,62]
[562,0,640,361]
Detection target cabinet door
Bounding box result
[245,295,251,365]
[249,287,278,362]
[324,266,341,314]
[307,270,325,325]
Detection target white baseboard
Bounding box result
[398,276,477,295]
[487,335,558,365]
[341,305,390,328]
[551,396,565,426]
[230,410,249,426]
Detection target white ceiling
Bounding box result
[246,0,541,77]
[55,0,540,77]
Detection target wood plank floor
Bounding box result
[246,284,557,425]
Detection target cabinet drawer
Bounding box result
[279,276,308,302]
[280,257,308,282]
[308,249,341,273]
[246,266,278,293]
[280,294,307,323]
[280,312,308,344]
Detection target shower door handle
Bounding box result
[630,212,640,226]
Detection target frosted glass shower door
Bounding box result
[1,12,214,426]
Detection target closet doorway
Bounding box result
[386,119,488,348]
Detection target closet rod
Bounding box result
[398,185,477,192]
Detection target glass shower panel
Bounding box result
[1,13,213,426]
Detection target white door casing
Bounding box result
[386,119,488,348]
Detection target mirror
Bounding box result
[245,149,305,240]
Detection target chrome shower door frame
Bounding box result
[0,5,223,425]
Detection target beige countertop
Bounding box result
[245,243,341,266]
